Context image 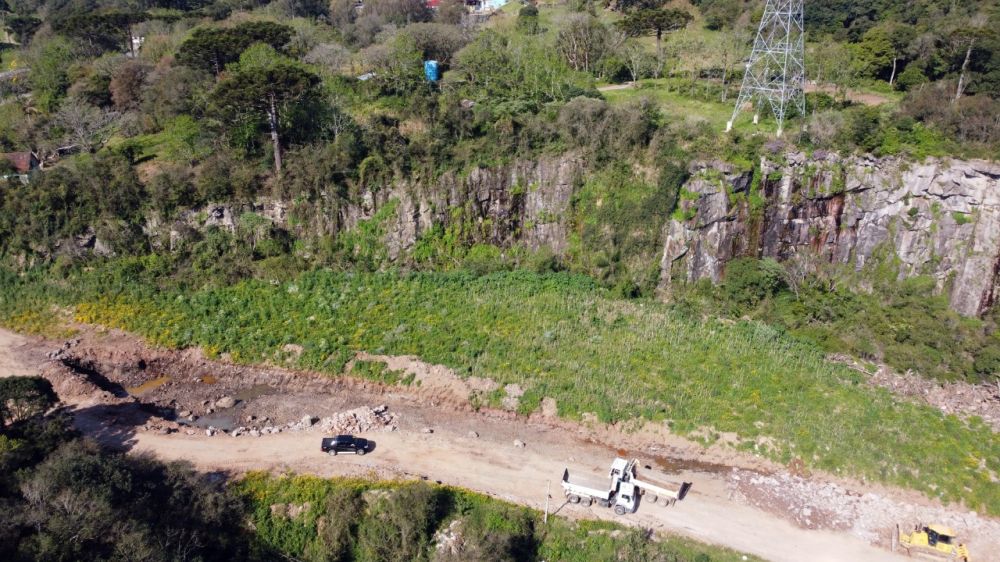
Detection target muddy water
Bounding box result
[127,376,171,396]
[610,446,734,476]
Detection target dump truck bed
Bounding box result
[632,476,692,501]
[622,460,692,502]
[561,469,613,500]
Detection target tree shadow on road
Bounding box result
[67,401,159,452]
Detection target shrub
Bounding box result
[356,482,441,562]
[463,244,506,276]
[437,502,535,561]
[517,6,540,34]
[895,64,928,91]
[723,258,785,308]
[308,488,363,562]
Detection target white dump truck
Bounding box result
[561,457,691,516]
[561,458,639,515]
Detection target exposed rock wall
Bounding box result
[151,153,583,260]
[147,149,1000,316]
[368,154,583,259]
[660,153,1000,316]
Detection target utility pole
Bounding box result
[544,480,551,524]
[726,0,805,137]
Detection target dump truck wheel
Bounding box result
[614,505,626,516]
[568,494,581,504]
[581,497,593,507]
[647,494,658,504]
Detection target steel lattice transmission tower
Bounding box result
[726,0,805,136]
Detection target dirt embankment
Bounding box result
[6,326,1000,562]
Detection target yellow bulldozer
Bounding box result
[892,523,970,561]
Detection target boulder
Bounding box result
[215,396,236,409]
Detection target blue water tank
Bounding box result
[424,60,440,82]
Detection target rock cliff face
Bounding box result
[152,150,1000,316]
[151,153,583,259]
[659,154,1000,316]
[360,154,583,260]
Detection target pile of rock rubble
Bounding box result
[727,468,1000,547]
[316,405,398,434]
[197,405,398,438]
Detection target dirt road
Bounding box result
[597,82,635,92]
[129,427,905,562]
[2,327,988,562]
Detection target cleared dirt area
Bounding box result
[0,329,34,378]
[804,82,894,106]
[4,326,999,562]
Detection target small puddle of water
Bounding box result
[127,376,171,396]
[184,384,277,432]
[600,443,732,476]
[188,411,239,431]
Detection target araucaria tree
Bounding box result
[177,22,293,76]
[618,8,692,54]
[211,60,321,174]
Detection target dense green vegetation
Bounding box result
[0,389,754,561]
[238,473,761,562]
[0,0,995,287]
[2,263,998,516]
[676,258,1000,383]
[0,379,253,561]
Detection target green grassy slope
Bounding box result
[2,264,997,515]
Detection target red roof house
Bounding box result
[1,151,39,173]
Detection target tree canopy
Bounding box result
[211,50,322,173]
[0,376,56,428]
[618,8,693,49]
[176,21,293,75]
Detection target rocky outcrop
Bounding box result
[141,148,1000,316]
[149,153,583,259]
[357,153,583,259]
[660,153,1000,316]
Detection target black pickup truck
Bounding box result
[321,435,369,455]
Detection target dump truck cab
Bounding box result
[613,480,638,515]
